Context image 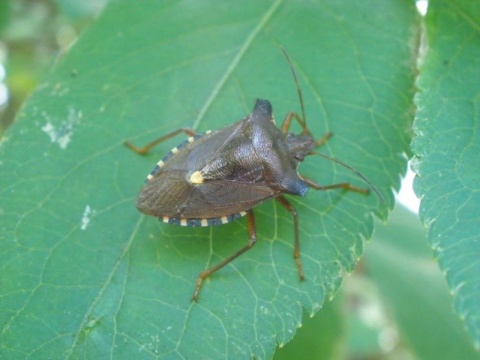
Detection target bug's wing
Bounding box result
[136,169,193,217]
[137,166,278,218]
[180,179,280,218]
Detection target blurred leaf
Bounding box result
[0,0,10,32]
[56,0,107,19]
[0,1,417,358]
[412,0,480,347]
[366,205,478,359]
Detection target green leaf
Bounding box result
[412,0,480,347]
[0,1,417,358]
[366,205,478,359]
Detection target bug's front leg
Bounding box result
[314,132,333,147]
[281,112,332,147]
[281,112,308,134]
[124,127,198,155]
[192,210,257,302]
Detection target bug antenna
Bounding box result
[281,47,308,133]
[310,151,385,203]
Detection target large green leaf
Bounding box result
[0,1,417,358]
[412,0,480,347]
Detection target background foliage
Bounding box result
[0,0,478,359]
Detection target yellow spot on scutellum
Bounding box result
[189,171,204,184]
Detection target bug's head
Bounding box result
[285,132,316,162]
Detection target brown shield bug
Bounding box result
[125,49,378,301]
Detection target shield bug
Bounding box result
[125,49,378,301]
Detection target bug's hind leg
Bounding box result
[192,210,257,302]
[276,196,305,281]
[125,127,198,155]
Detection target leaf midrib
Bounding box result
[192,0,284,130]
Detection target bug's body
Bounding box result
[126,49,372,301]
[137,99,314,224]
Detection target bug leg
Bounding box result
[281,112,309,135]
[124,128,198,155]
[303,177,369,194]
[281,112,332,147]
[315,132,333,147]
[192,210,257,302]
[276,196,305,281]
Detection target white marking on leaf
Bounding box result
[80,205,95,230]
[41,107,83,149]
